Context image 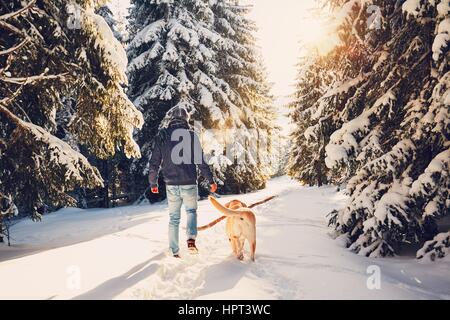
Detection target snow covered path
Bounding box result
[0,177,449,300]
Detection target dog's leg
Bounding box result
[250,240,256,262]
[230,237,239,257]
[237,238,245,260]
[229,237,235,256]
[231,237,243,260]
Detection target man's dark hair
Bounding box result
[169,106,190,122]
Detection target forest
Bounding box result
[0,0,448,281]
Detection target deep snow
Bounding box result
[0,176,449,300]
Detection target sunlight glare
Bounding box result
[298,14,340,57]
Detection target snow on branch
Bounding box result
[83,9,129,84]
[128,42,164,72]
[336,140,415,229]
[433,18,450,61]
[0,102,102,186]
[402,0,448,20]
[410,148,449,218]
[325,91,396,168]
[71,6,143,159]
[330,0,371,46]
[402,0,423,17]
[417,231,450,261]
[128,20,166,49]
[437,1,450,17]
[1,103,103,185]
[27,123,103,186]
[322,74,366,98]
[347,139,415,192]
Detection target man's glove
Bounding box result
[151,186,159,194]
[210,183,218,193]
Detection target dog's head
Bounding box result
[225,199,248,210]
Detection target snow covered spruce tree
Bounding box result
[0,0,143,220]
[74,3,131,209]
[56,3,128,209]
[290,0,449,258]
[209,0,276,193]
[127,0,276,196]
[96,4,124,43]
[287,55,336,186]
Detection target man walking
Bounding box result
[148,106,217,258]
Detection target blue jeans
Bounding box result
[166,185,198,255]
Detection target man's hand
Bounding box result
[151,186,159,194]
[210,183,218,193]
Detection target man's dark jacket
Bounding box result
[148,120,214,187]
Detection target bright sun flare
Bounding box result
[113,0,340,97]
[298,17,340,56]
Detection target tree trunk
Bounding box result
[315,161,323,187]
[103,160,110,208]
[111,158,117,208]
[0,219,4,243]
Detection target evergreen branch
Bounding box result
[386,50,431,93]
[0,79,28,109]
[0,0,36,21]
[0,20,27,37]
[22,16,44,42]
[0,37,29,56]
[11,100,32,123]
[351,6,366,47]
[0,70,67,107]
[0,72,67,85]
[0,97,23,124]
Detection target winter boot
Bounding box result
[187,239,198,254]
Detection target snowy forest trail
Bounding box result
[0,177,449,300]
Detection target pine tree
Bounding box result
[272,134,290,178]
[58,3,134,209]
[83,3,130,209]
[287,55,336,186]
[0,0,143,220]
[127,0,276,196]
[209,0,276,193]
[290,0,449,258]
[96,4,124,43]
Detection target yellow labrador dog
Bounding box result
[206,196,257,261]
[199,196,275,261]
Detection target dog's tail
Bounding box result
[199,195,277,231]
[198,215,227,231]
[208,196,244,217]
